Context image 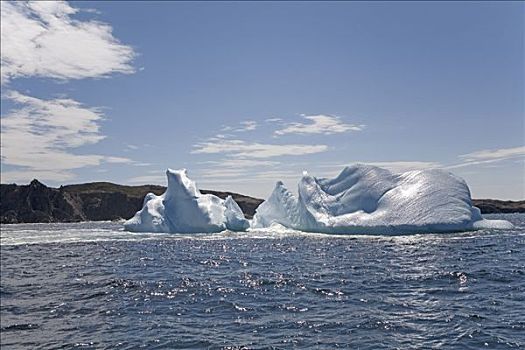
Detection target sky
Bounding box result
[1,1,524,199]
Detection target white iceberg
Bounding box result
[124,169,249,233]
[252,164,513,234]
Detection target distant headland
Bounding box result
[0,179,263,224]
[0,179,523,224]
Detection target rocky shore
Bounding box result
[1,180,523,224]
[472,199,525,214]
[1,180,263,224]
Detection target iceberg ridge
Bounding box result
[253,164,513,234]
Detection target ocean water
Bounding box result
[1,214,524,349]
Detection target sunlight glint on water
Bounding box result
[1,214,524,349]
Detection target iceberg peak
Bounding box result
[165,168,199,199]
[252,180,299,229]
[124,168,249,233]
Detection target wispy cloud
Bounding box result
[315,161,443,177]
[195,158,282,182]
[220,120,258,133]
[198,169,255,179]
[0,1,135,84]
[447,146,525,169]
[199,170,301,183]
[191,114,356,194]
[104,156,134,164]
[192,137,328,158]
[126,175,167,185]
[200,158,280,168]
[275,114,365,136]
[459,146,525,161]
[1,170,74,183]
[0,91,133,183]
[238,120,257,131]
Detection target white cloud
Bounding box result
[1,91,133,183]
[126,175,167,185]
[0,1,139,184]
[1,169,76,184]
[315,161,442,177]
[458,146,525,161]
[446,159,507,170]
[190,157,284,191]
[249,170,302,180]
[275,114,365,136]
[192,137,328,158]
[238,120,257,131]
[198,169,254,179]
[0,1,135,84]
[199,170,300,182]
[200,158,280,169]
[104,156,134,164]
[220,120,258,133]
[195,158,282,181]
[447,146,525,169]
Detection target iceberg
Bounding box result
[124,169,249,233]
[252,164,513,234]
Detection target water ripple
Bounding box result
[1,214,524,349]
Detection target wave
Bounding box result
[1,216,522,246]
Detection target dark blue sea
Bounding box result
[1,214,524,349]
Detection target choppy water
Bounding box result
[1,214,524,349]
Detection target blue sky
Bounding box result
[1,1,523,199]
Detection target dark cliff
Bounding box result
[0,180,264,224]
[472,199,525,214]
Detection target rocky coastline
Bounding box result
[1,180,263,224]
[1,180,523,224]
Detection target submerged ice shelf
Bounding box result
[124,164,513,234]
[252,164,513,234]
[124,169,249,233]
